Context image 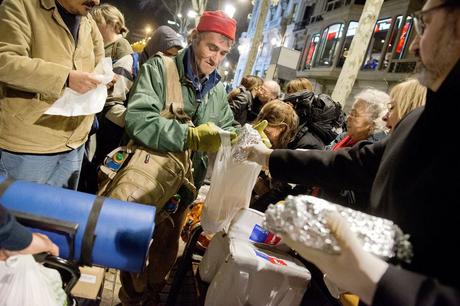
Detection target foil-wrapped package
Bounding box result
[232,124,262,162]
[264,195,413,263]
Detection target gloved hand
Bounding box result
[252,120,272,148]
[282,212,389,305]
[188,122,236,153]
[242,142,273,169]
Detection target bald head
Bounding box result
[258,80,281,103]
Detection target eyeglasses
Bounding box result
[412,2,457,35]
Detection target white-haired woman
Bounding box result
[326,89,389,150]
[304,89,390,209]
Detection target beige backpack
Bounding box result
[97,54,196,221]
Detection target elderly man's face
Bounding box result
[60,0,100,16]
[410,0,460,90]
[193,32,231,77]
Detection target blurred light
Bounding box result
[271,37,280,46]
[224,70,229,76]
[177,13,183,18]
[145,26,152,34]
[237,42,250,55]
[224,4,236,18]
[187,10,198,18]
[224,61,230,68]
[167,20,178,26]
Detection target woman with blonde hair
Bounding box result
[250,100,299,211]
[286,77,313,94]
[83,4,135,193]
[91,4,132,60]
[254,99,299,149]
[383,79,427,131]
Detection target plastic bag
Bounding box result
[45,57,115,116]
[200,125,262,233]
[0,255,67,306]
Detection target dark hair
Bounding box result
[443,0,460,6]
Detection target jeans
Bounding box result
[0,146,85,190]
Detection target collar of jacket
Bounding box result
[427,59,460,105]
[423,59,460,123]
[40,0,56,9]
[40,0,90,34]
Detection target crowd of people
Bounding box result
[0,0,459,305]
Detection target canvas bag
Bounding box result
[97,53,196,220]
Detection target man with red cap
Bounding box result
[118,11,238,305]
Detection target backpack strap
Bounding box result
[156,52,192,124]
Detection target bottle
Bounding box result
[164,194,181,214]
[105,151,126,171]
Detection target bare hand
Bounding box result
[68,70,101,94]
[106,74,118,89]
[0,233,59,260]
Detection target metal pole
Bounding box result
[331,0,384,107]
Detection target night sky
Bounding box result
[105,0,252,65]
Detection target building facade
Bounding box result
[234,0,423,109]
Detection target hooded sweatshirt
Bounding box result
[140,25,183,65]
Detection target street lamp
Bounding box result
[224,4,236,18]
[187,10,198,18]
[167,20,179,27]
[144,25,152,40]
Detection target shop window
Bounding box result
[363,18,392,70]
[337,21,358,67]
[304,33,320,68]
[317,23,344,66]
[393,16,414,60]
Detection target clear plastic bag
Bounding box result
[0,255,67,306]
[200,125,262,233]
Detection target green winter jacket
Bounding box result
[125,48,237,190]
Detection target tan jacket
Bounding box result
[0,0,104,154]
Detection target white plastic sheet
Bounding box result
[200,126,262,234]
[0,255,67,306]
[45,57,115,116]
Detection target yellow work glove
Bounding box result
[252,120,272,148]
[188,123,236,153]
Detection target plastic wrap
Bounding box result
[264,195,413,263]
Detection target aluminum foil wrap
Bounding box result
[264,195,413,263]
[232,124,262,162]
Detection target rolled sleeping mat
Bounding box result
[0,176,156,272]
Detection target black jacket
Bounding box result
[269,61,460,306]
[0,202,32,251]
[229,88,261,125]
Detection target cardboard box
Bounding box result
[71,266,105,300]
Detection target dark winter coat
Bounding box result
[269,61,460,306]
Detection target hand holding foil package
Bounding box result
[264,195,413,263]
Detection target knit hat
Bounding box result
[197,10,237,41]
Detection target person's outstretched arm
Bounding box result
[0,204,58,260]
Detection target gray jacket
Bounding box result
[140,25,183,66]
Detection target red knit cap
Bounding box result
[197,10,237,41]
